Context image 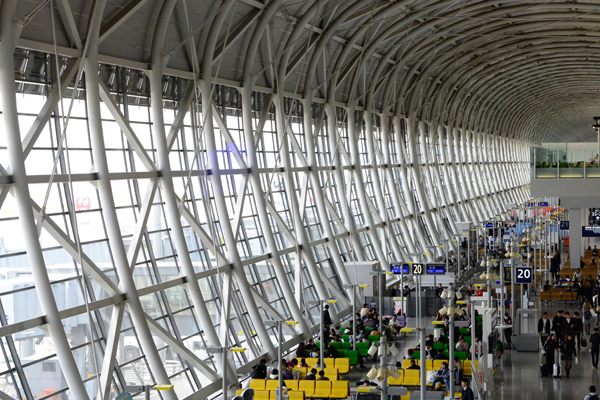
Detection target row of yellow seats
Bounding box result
[292,366,341,380]
[400,359,478,373]
[245,381,349,399]
[389,362,478,387]
[237,390,305,400]
[291,358,350,373]
[357,388,411,400]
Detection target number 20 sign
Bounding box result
[514,266,532,284]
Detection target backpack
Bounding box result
[588,394,599,400]
[585,310,592,320]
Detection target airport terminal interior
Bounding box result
[4,0,600,399]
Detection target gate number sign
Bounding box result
[514,266,533,284]
[412,263,424,275]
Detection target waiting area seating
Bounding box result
[243,379,350,399]
[388,359,479,387]
[291,358,352,373]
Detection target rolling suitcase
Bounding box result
[540,364,550,377]
[553,363,561,379]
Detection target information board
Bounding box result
[583,226,600,238]
[514,266,533,284]
[504,221,516,228]
[390,264,410,274]
[560,221,569,230]
[426,264,446,275]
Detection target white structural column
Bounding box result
[239,87,311,336]
[148,0,229,379]
[83,2,176,397]
[381,117,417,256]
[299,98,354,293]
[272,94,339,319]
[325,103,367,260]
[199,79,276,358]
[364,110,405,261]
[346,102,390,269]
[0,3,90,399]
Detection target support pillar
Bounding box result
[568,208,582,269]
[83,3,176,397]
[0,2,89,398]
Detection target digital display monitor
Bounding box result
[504,221,516,228]
[426,264,446,275]
[540,201,549,207]
[583,226,600,238]
[483,222,494,227]
[390,264,410,274]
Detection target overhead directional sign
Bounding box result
[504,221,516,228]
[391,264,410,274]
[426,264,446,275]
[515,266,533,284]
[483,222,494,227]
[540,201,549,207]
[560,221,569,230]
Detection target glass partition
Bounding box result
[533,143,600,179]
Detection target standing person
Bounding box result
[503,313,513,347]
[544,334,559,374]
[550,251,561,282]
[436,283,444,298]
[458,378,474,400]
[591,328,600,369]
[553,310,565,341]
[538,312,551,345]
[360,303,370,318]
[323,305,332,325]
[583,301,594,335]
[572,312,583,349]
[561,334,577,378]
[389,285,398,297]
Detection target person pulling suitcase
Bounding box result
[543,334,560,379]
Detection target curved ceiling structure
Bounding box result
[16,0,600,142]
[0,1,534,400]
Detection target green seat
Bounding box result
[444,344,449,352]
[356,342,370,356]
[341,335,351,342]
[342,342,352,350]
[340,328,347,334]
[455,352,468,360]
[459,328,470,335]
[464,337,472,345]
[368,335,380,344]
[365,327,374,333]
[315,342,321,349]
[331,342,342,349]
[413,351,420,359]
[344,350,359,365]
[433,343,444,350]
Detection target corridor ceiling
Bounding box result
[15,0,600,142]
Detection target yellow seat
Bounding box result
[432,360,447,370]
[425,360,434,370]
[294,367,308,379]
[285,380,299,391]
[266,380,279,391]
[314,381,332,398]
[236,390,245,396]
[401,392,412,400]
[289,391,306,400]
[330,381,349,398]
[402,369,420,386]
[254,390,270,400]
[335,358,350,374]
[269,390,278,400]
[250,380,267,390]
[387,370,404,386]
[299,381,315,398]
[324,358,335,368]
[463,360,478,376]
[306,358,319,368]
[323,368,339,380]
[402,359,419,369]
